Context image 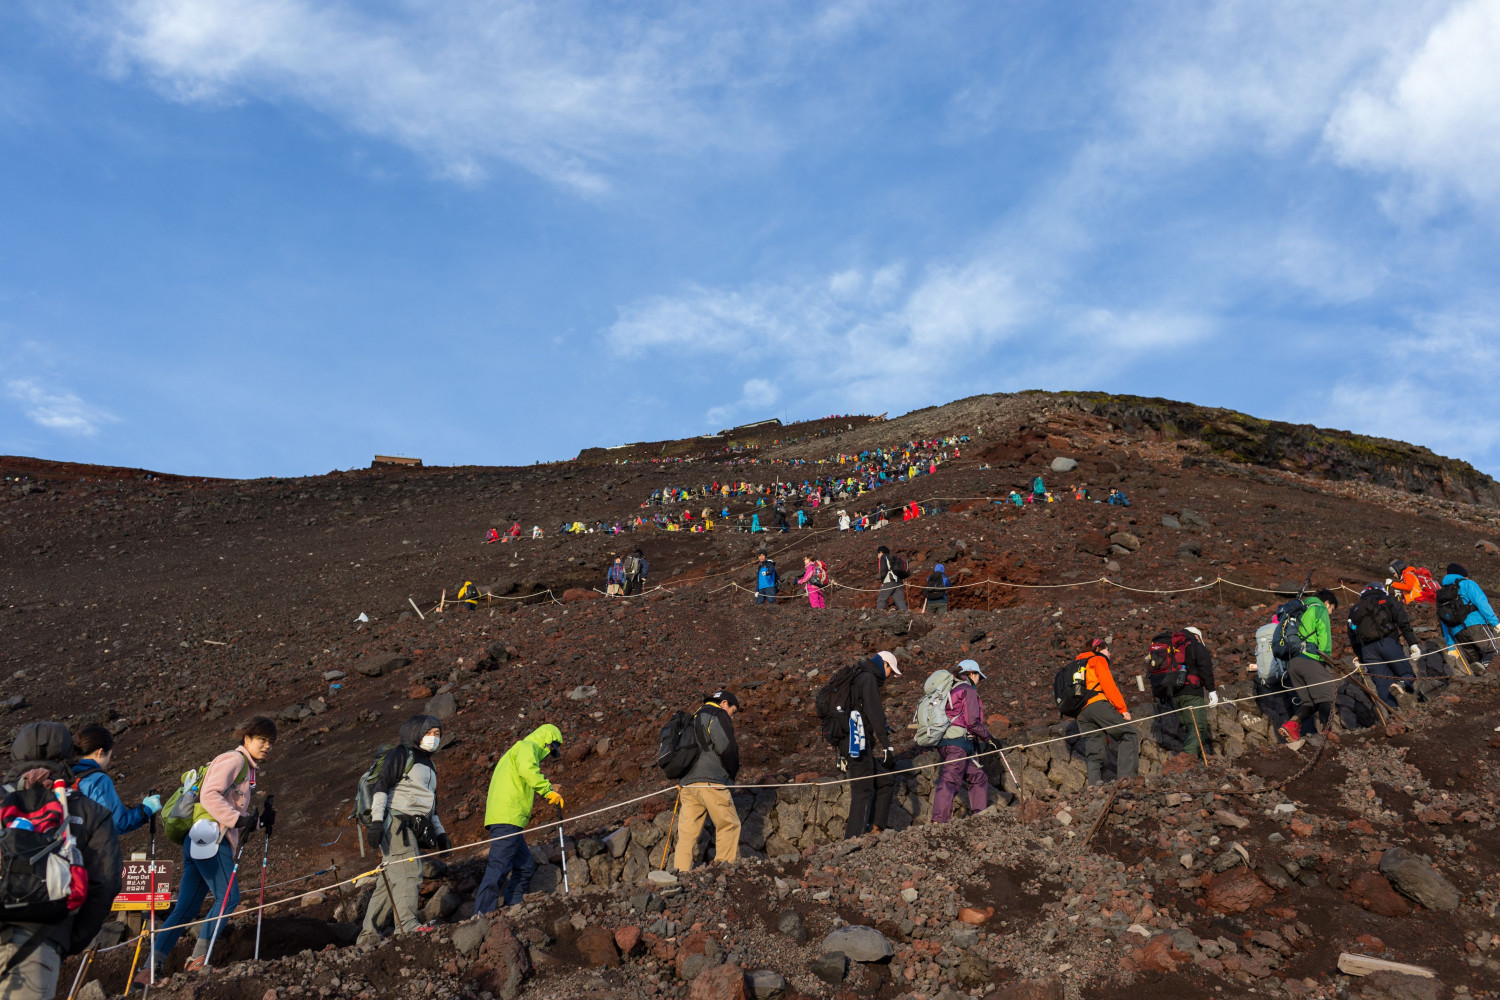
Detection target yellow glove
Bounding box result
[545,790,565,810]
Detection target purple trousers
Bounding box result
[931,741,987,823]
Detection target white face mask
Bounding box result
[419,734,441,752]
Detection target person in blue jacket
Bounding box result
[1106,488,1131,506]
[1439,563,1499,672]
[755,553,778,605]
[71,724,162,835]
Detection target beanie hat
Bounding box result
[1447,562,1469,578]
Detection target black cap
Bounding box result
[1447,562,1469,578]
[710,690,740,709]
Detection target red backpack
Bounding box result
[1147,630,1195,698]
[1411,567,1439,604]
[812,561,830,587]
[0,780,88,924]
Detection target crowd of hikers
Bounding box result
[5,548,1495,997]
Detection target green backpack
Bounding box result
[160,753,250,845]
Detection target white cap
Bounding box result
[187,818,223,860]
[877,650,901,676]
[1184,627,1204,641]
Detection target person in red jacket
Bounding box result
[1073,640,1139,785]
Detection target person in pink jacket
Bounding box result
[931,661,994,823]
[797,556,828,609]
[143,717,276,978]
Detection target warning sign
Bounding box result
[112,860,173,911]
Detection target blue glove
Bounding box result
[141,794,163,816]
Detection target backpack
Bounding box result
[815,664,860,746]
[655,711,707,780]
[1255,622,1289,689]
[1147,631,1192,697]
[1411,567,1439,604]
[889,555,909,580]
[354,745,415,828]
[160,754,251,845]
[925,572,948,600]
[913,670,959,746]
[624,554,643,577]
[1053,660,1098,718]
[812,561,830,588]
[1435,581,1475,628]
[1350,591,1395,644]
[0,781,88,925]
[1269,598,1308,661]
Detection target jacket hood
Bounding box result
[11,721,72,763]
[399,714,442,749]
[524,724,563,749]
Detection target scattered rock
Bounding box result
[603,827,631,858]
[688,963,746,1000]
[451,918,488,958]
[809,954,848,985]
[424,692,458,721]
[988,976,1064,1000]
[615,925,642,956]
[1109,531,1141,552]
[1347,872,1412,918]
[1357,971,1442,1000]
[1050,457,1078,473]
[576,925,620,967]
[356,654,408,678]
[821,925,892,962]
[471,915,531,1000]
[747,969,785,999]
[1204,868,1275,913]
[1379,848,1460,911]
[958,906,994,925]
[776,910,807,943]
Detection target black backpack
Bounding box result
[815,664,860,746]
[1435,582,1475,628]
[890,555,909,580]
[1350,592,1395,644]
[1053,660,1097,718]
[1269,598,1308,661]
[0,783,86,926]
[1147,631,1191,698]
[656,710,707,779]
[624,554,644,578]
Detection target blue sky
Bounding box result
[3,1,1499,479]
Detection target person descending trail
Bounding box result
[358,716,450,947]
[143,717,276,981]
[0,722,121,1000]
[672,692,742,872]
[71,725,162,836]
[755,553,777,605]
[835,652,901,839]
[798,556,829,610]
[1167,628,1219,762]
[623,550,649,595]
[605,557,626,597]
[1347,583,1421,708]
[474,726,564,915]
[931,661,993,824]
[875,545,908,612]
[1276,589,1341,745]
[1072,640,1139,785]
[923,564,950,615]
[1438,563,1500,673]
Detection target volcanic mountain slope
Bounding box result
[1,390,1498,1000]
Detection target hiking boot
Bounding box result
[1277,719,1302,743]
[182,956,208,973]
[130,960,163,990]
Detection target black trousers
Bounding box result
[843,752,894,838]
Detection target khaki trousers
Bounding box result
[0,929,60,1000]
[673,784,741,871]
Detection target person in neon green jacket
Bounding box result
[474,725,564,913]
[1278,590,1340,744]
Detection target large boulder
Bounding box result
[425,692,458,721]
[1204,868,1274,913]
[1379,848,1460,911]
[689,963,748,1000]
[820,925,892,962]
[472,915,531,1000]
[1050,457,1078,473]
[575,925,620,967]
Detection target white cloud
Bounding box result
[705,377,780,428]
[6,378,118,435]
[1326,0,1500,211]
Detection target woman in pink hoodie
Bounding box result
[931,661,994,823]
[797,556,828,609]
[144,717,276,978]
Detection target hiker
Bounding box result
[797,557,828,610]
[455,580,481,610]
[755,553,777,605]
[0,722,121,1000]
[532,525,543,539]
[838,510,851,531]
[473,725,564,914]
[1347,583,1421,708]
[842,652,901,838]
[923,564,950,615]
[605,557,626,597]
[507,522,522,538]
[71,725,162,835]
[146,717,276,978]
[1438,563,1500,672]
[358,716,451,946]
[875,546,908,612]
[797,509,808,529]
[1106,488,1130,506]
[1276,590,1341,744]
[1173,628,1219,762]
[485,527,500,544]
[1031,475,1046,499]
[1388,560,1435,605]
[1073,640,1139,785]
[623,549,649,595]
[673,692,742,871]
[931,661,993,824]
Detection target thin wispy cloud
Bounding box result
[5,378,118,436]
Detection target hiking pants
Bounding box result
[152,838,239,967]
[673,784,741,871]
[0,928,59,1000]
[1287,655,1335,731]
[625,575,644,595]
[843,752,894,838]
[1360,636,1414,708]
[1455,624,1500,670]
[876,581,907,612]
[1172,691,1211,761]
[473,825,535,913]
[1076,700,1139,785]
[931,739,987,823]
[806,585,826,610]
[926,597,947,616]
[755,587,776,605]
[359,825,422,944]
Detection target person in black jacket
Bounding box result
[1175,628,1219,762]
[875,547,908,612]
[1347,583,1421,709]
[842,651,901,839]
[673,691,741,871]
[0,722,122,1000]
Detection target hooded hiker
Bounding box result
[1276,590,1341,745]
[70,725,161,837]
[931,661,994,823]
[673,691,742,872]
[473,725,564,914]
[875,545,908,612]
[1438,563,1500,672]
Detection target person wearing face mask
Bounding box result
[931,661,993,824]
[71,725,162,836]
[358,716,451,946]
[473,725,565,915]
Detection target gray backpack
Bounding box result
[913,670,958,747]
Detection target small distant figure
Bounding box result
[532,525,544,539]
[484,527,501,544]
[1106,488,1131,507]
[606,557,626,596]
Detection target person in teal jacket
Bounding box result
[1277,590,1340,744]
[473,725,563,913]
[1439,563,1499,671]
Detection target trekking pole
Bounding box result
[125,928,146,994]
[64,940,99,1000]
[556,805,570,895]
[147,798,159,989]
[1188,705,1210,766]
[657,792,680,871]
[253,794,274,961]
[377,860,408,937]
[202,836,249,969]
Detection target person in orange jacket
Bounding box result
[1072,639,1139,785]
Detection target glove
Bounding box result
[436,832,452,852]
[141,794,162,816]
[236,809,260,831]
[1409,645,1421,660]
[367,822,385,852]
[545,790,565,810]
[260,800,276,835]
[1207,691,1219,707]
